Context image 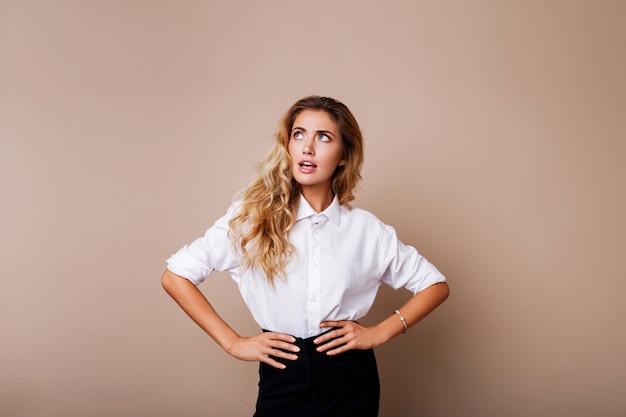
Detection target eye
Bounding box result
[318,133,330,142]
[292,131,304,140]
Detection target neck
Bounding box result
[301,185,334,213]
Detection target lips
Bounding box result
[298,159,317,173]
[299,160,317,168]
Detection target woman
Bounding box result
[162,95,449,417]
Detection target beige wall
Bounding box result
[1,1,625,416]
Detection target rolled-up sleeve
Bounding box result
[166,205,240,286]
[378,224,446,294]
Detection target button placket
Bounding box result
[307,215,324,336]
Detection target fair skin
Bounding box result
[287,109,345,212]
[162,108,450,369]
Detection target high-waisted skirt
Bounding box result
[253,330,380,417]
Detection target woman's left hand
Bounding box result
[313,320,383,356]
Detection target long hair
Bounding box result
[228,95,364,284]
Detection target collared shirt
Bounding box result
[167,195,446,338]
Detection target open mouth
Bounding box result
[299,161,317,168]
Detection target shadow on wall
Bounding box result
[364,283,455,415]
[357,182,464,416]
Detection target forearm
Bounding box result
[315,282,449,354]
[374,282,450,345]
[161,269,239,353]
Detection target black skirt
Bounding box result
[254,331,380,417]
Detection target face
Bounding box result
[288,109,345,194]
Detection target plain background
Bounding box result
[1,1,625,416]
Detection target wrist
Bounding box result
[219,333,241,356]
[373,310,410,346]
[394,309,408,333]
[372,321,395,346]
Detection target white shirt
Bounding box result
[167,195,446,338]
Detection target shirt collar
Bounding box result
[295,194,341,226]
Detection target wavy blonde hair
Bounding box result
[228,96,364,284]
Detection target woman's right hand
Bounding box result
[227,332,300,369]
[161,270,299,369]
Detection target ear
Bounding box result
[338,159,346,167]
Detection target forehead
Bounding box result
[292,109,338,131]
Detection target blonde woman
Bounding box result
[162,95,449,417]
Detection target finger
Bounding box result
[266,346,299,361]
[325,343,352,356]
[313,329,338,345]
[319,320,347,329]
[316,335,348,353]
[261,355,288,369]
[275,342,300,353]
[264,332,297,343]
[318,335,355,355]
[264,334,300,353]
[314,323,356,345]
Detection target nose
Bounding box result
[302,137,314,155]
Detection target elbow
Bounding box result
[161,269,195,297]
[441,282,450,302]
[433,281,450,305]
[441,282,450,300]
[161,269,178,295]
